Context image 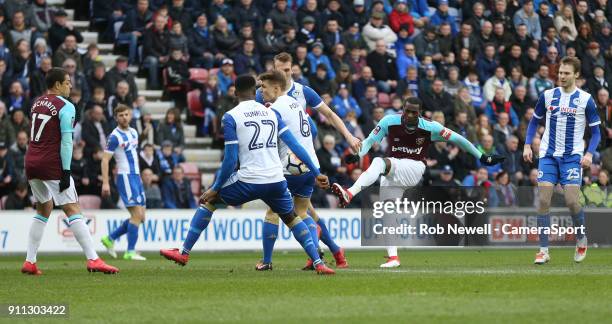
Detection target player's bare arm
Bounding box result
[317,103,362,154]
[100,151,113,197]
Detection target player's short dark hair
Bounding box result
[234,74,257,97]
[259,70,287,91]
[46,68,68,89]
[273,52,292,64]
[560,56,581,73]
[404,97,422,111]
[114,104,131,116]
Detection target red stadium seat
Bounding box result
[377,93,391,108]
[79,195,102,210]
[180,162,202,197]
[188,89,204,118]
[189,68,208,83]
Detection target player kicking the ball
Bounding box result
[330,97,504,268]
[100,104,147,261]
[523,57,601,265]
[255,53,353,270]
[22,68,118,275]
[160,74,336,275]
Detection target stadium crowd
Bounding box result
[0,0,610,210]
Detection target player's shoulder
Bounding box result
[417,116,442,129]
[380,113,402,125]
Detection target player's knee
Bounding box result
[279,211,300,228]
[264,210,280,225]
[538,198,551,214]
[62,203,81,216]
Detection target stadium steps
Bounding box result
[136,78,146,91]
[72,21,89,30]
[140,90,163,100]
[47,0,65,6]
[78,43,113,52]
[183,149,221,162]
[82,32,98,45]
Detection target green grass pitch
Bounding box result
[2,249,612,323]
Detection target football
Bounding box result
[285,151,310,175]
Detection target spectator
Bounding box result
[269,0,298,32]
[490,0,513,33]
[291,64,309,86]
[321,19,342,55]
[358,84,378,122]
[362,106,385,137]
[107,80,133,121]
[234,39,263,75]
[484,66,512,103]
[321,0,345,28]
[7,10,35,49]
[554,5,577,41]
[3,81,29,115]
[396,43,419,80]
[537,1,554,34]
[574,22,594,58]
[486,88,520,127]
[29,0,53,34]
[188,13,216,69]
[3,181,32,209]
[397,65,419,98]
[9,110,29,135]
[418,63,437,95]
[539,26,562,57]
[161,165,196,209]
[81,105,110,158]
[388,0,414,35]
[430,0,458,35]
[52,34,82,71]
[142,15,170,90]
[212,16,240,57]
[509,85,532,117]
[298,0,322,34]
[521,46,541,79]
[450,110,477,143]
[476,134,502,176]
[490,171,517,207]
[463,70,485,113]
[542,45,560,83]
[307,42,335,80]
[142,168,163,208]
[216,58,236,96]
[308,64,333,96]
[476,44,498,85]
[117,0,153,65]
[366,40,398,93]
[586,66,610,99]
[574,1,594,32]
[518,168,539,207]
[582,170,612,207]
[453,23,479,59]
[257,19,283,63]
[87,62,113,97]
[443,67,462,97]
[48,9,83,52]
[169,0,193,33]
[330,63,352,95]
[508,65,529,90]
[438,23,454,57]
[431,165,461,186]
[528,65,554,101]
[316,134,348,185]
[168,21,189,57]
[342,22,367,54]
[362,11,397,52]
[0,141,15,196]
[421,78,454,120]
[62,58,90,104]
[332,84,361,119]
[353,66,376,101]
[235,0,263,30]
[492,111,513,145]
[582,42,606,80]
[414,26,441,62]
[139,143,161,181]
[157,108,185,152]
[0,103,14,145]
[465,2,487,35]
[513,0,541,41]
[279,26,298,54]
[297,16,317,47]
[8,130,27,184]
[106,56,139,100]
[70,146,90,194]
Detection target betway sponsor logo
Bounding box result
[392,146,422,155]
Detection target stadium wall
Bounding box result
[1,209,611,253]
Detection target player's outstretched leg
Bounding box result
[123,206,146,261]
[534,184,553,265]
[63,211,118,274]
[380,246,400,268]
[331,157,388,207]
[565,186,587,262]
[280,211,334,275]
[161,205,213,266]
[256,210,278,271]
[101,219,129,259]
[308,204,348,268]
[22,214,49,275]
